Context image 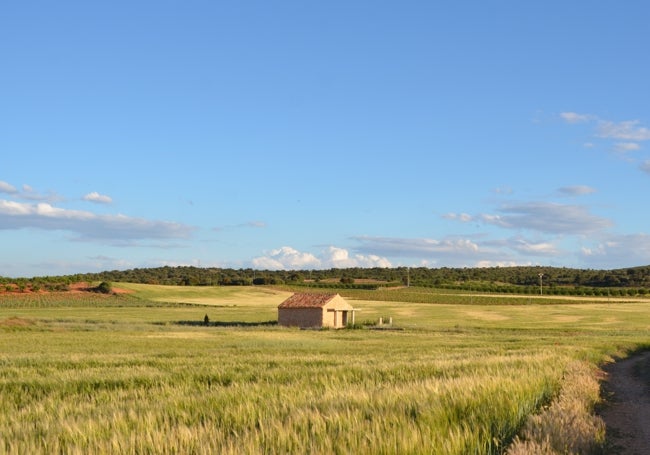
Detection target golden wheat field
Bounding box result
[1,284,648,454]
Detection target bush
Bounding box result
[95,281,113,294]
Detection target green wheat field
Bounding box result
[1,284,649,454]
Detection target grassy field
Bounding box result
[1,285,649,454]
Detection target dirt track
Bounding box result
[599,351,650,454]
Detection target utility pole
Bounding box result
[538,273,544,295]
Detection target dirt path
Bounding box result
[599,351,650,454]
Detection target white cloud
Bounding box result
[251,245,392,270]
[83,192,113,204]
[597,120,650,141]
[479,202,612,235]
[252,246,320,270]
[321,246,392,268]
[560,112,592,124]
[557,185,596,196]
[0,199,194,243]
[0,181,17,194]
[322,246,351,266]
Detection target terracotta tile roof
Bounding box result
[278,293,338,309]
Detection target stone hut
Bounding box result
[278,293,355,329]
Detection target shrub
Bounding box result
[95,281,113,294]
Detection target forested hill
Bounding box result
[3,265,650,293]
[5,264,644,289]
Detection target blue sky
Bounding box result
[2,1,650,277]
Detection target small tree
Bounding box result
[95,281,113,294]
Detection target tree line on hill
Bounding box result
[2,265,650,295]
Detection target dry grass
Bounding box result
[507,361,606,454]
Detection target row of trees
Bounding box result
[2,265,650,292]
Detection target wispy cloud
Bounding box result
[560,113,650,172]
[443,212,473,222]
[213,220,267,232]
[243,221,266,228]
[560,112,650,141]
[614,142,641,153]
[352,235,484,259]
[557,185,596,196]
[493,186,514,195]
[0,181,63,202]
[19,184,63,202]
[560,112,593,124]
[597,120,650,141]
[0,181,17,194]
[480,201,612,235]
[508,236,560,256]
[580,233,650,268]
[83,192,113,204]
[0,199,194,243]
[640,160,650,174]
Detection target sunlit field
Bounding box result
[1,285,649,454]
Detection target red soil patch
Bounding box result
[0,317,36,328]
[0,282,132,296]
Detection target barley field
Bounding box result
[1,285,649,454]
